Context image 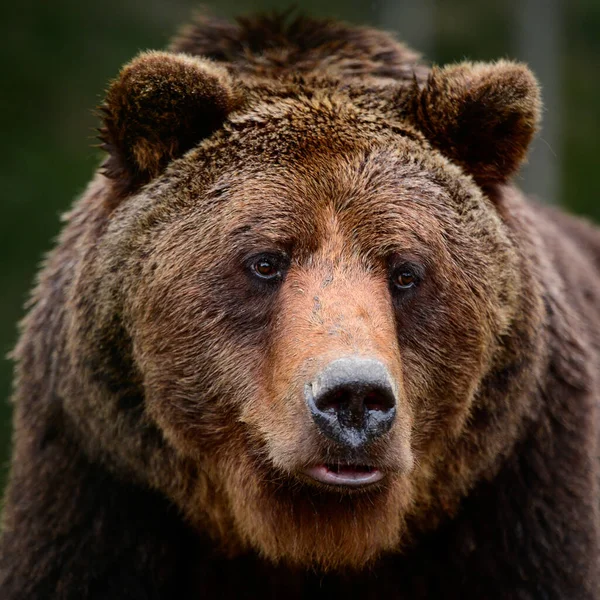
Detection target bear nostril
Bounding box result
[320,389,345,413]
[306,357,398,447]
[364,391,395,413]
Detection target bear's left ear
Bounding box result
[402,61,541,187]
[99,51,240,196]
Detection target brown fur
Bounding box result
[0,12,599,599]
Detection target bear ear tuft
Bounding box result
[403,60,542,188]
[99,51,239,196]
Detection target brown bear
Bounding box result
[0,11,599,600]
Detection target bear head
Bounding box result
[66,47,543,571]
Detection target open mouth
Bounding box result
[302,463,385,488]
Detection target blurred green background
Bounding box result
[1,0,599,491]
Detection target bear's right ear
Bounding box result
[99,51,239,196]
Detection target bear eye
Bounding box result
[390,264,420,291]
[395,271,415,289]
[249,254,287,283]
[254,259,278,278]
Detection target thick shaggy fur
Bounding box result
[0,12,599,600]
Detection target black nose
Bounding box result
[305,357,397,448]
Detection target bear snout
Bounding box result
[305,356,397,448]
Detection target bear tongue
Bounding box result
[302,464,384,488]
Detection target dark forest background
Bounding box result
[1,0,599,492]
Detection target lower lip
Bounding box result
[302,464,385,488]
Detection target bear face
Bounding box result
[63,52,545,570]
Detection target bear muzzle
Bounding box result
[302,357,400,488]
